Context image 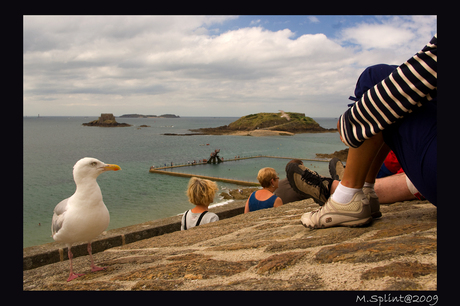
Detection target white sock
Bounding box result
[332,182,361,204]
[363,182,374,189]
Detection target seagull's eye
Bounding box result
[90,162,97,167]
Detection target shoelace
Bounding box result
[310,207,322,215]
[301,169,331,200]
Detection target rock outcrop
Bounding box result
[190,112,337,135]
[316,148,349,161]
[23,198,436,291]
[220,187,260,200]
[83,113,132,127]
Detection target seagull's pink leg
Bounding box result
[67,247,85,282]
[88,242,106,272]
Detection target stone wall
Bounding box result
[23,201,246,271]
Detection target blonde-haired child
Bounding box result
[181,177,219,230]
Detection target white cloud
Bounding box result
[340,24,413,50]
[23,15,436,117]
[308,16,320,23]
[337,16,436,60]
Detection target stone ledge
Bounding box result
[23,200,246,271]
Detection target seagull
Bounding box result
[279,110,290,121]
[51,157,121,281]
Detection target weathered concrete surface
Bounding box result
[23,199,436,291]
[23,200,248,271]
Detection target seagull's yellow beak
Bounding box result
[103,164,121,171]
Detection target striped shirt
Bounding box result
[339,34,437,148]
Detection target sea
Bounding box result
[23,116,345,248]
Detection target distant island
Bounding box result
[119,114,180,118]
[82,113,132,127]
[188,111,337,136]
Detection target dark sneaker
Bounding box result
[300,191,372,229]
[329,157,345,181]
[286,162,333,205]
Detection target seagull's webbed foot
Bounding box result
[91,265,106,272]
[67,272,85,282]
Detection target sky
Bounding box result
[23,15,437,118]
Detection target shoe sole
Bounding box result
[300,216,373,229]
[286,163,309,198]
[328,157,340,181]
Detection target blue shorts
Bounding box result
[376,163,395,179]
[382,100,437,205]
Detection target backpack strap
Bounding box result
[183,210,189,230]
[195,211,208,227]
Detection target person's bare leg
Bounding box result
[365,142,391,185]
[375,173,416,204]
[300,127,385,228]
[340,132,385,189]
[330,180,339,194]
[301,134,382,228]
[359,142,390,218]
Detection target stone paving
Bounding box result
[23,199,436,291]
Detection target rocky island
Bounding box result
[189,111,336,136]
[82,113,132,127]
[119,114,180,118]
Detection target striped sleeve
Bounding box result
[339,34,437,148]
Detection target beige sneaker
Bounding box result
[363,187,382,219]
[300,191,372,229]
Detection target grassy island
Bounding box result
[189,111,336,136]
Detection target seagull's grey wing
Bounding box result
[52,198,69,236]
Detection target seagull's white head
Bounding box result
[73,157,121,183]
